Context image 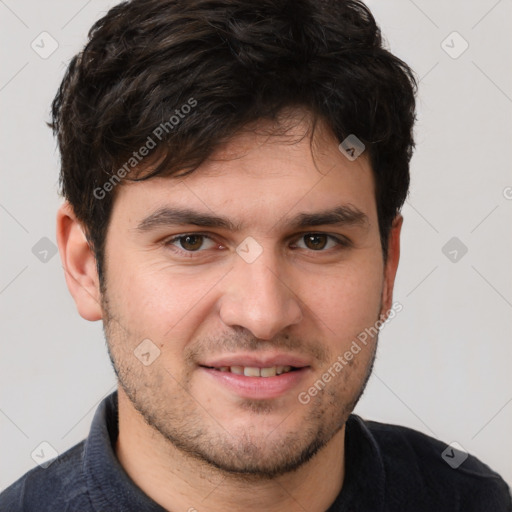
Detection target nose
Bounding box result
[218,252,303,340]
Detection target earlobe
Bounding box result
[380,214,403,319]
[56,202,103,321]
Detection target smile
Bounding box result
[203,365,297,377]
[199,364,310,400]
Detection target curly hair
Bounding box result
[50,0,417,284]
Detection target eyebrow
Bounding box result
[135,205,369,233]
[288,205,369,229]
[135,207,238,232]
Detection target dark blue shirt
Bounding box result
[1,392,510,511]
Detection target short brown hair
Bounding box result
[50,0,417,284]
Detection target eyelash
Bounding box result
[163,232,351,256]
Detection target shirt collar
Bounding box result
[326,413,386,511]
[84,391,166,512]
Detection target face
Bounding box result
[100,112,398,478]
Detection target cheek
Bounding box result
[302,257,384,342]
[108,259,224,345]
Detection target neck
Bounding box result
[115,388,346,512]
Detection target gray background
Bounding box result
[1,0,511,491]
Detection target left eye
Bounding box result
[167,234,216,252]
[294,234,342,251]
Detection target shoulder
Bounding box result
[0,440,93,512]
[351,415,512,511]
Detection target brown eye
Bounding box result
[179,235,204,251]
[303,234,328,250]
[165,233,218,255]
[294,233,347,252]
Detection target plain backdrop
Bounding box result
[1,0,511,492]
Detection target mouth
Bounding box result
[198,358,311,400]
[200,365,300,377]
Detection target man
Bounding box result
[1,0,510,510]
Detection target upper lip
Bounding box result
[200,353,311,369]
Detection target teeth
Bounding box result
[260,366,277,377]
[244,367,260,377]
[214,365,295,377]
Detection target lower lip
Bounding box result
[200,367,310,399]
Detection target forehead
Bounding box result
[112,112,376,225]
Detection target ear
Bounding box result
[56,201,103,321]
[380,214,403,319]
